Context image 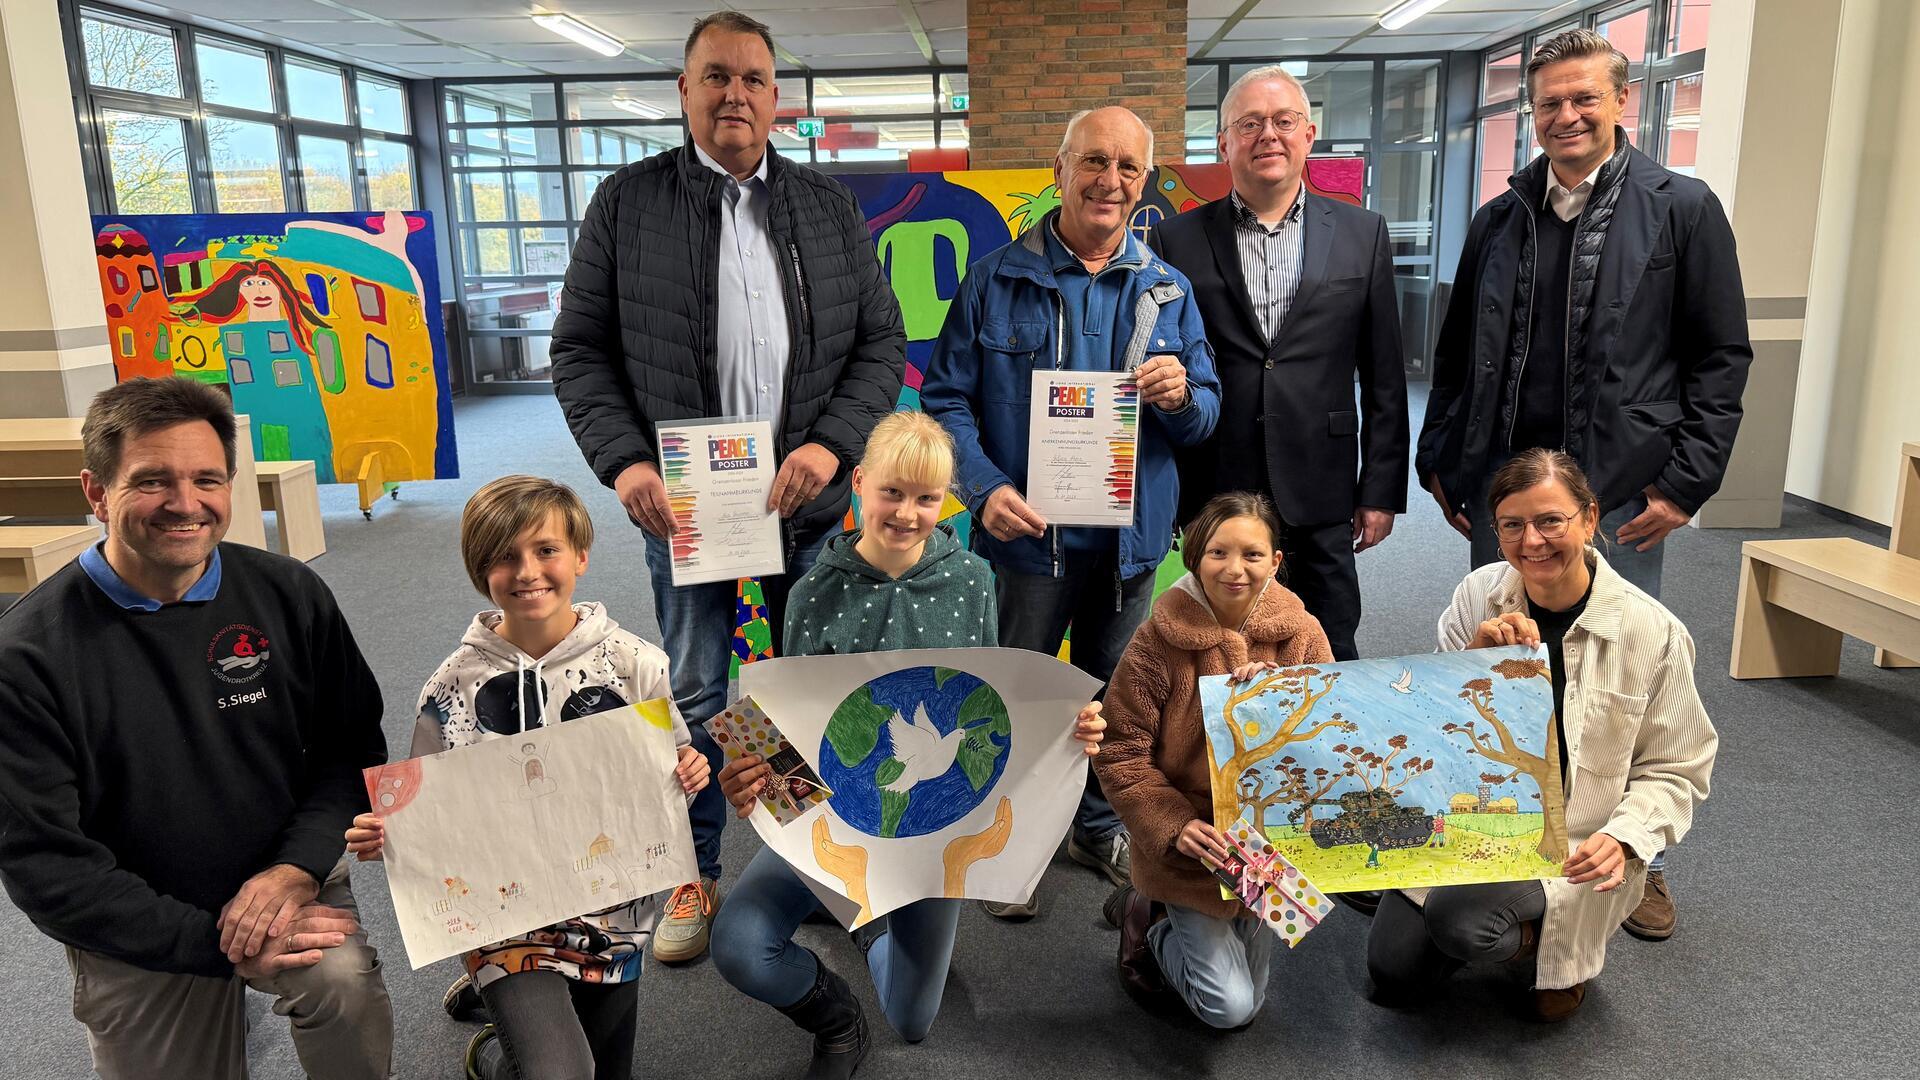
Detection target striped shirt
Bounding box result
[1230,185,1307,344]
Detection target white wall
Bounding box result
[1789,0,1920,524]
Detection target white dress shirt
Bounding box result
[694,143,791,430]
[1545,161,1605,223]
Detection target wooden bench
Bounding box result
[0,524,102,594]
[1731,538,1920,678]
[1877,440,1920,668]
[0,476,90,517]
[256,459,326,562]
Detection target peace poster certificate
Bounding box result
[656,416,785,586]
[364,700,698,969]
[1024,370,1138,527]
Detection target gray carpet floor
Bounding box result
[3,386,1917,1080]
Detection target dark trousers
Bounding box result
[475,970,640,1080]
[992,549,1153,841]
[1277,517,1362,661]
[1366,881,1547,996]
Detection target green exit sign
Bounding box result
[948,94,969,111]
[795,117,825,139]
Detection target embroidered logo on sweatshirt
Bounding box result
[207,623,272,684]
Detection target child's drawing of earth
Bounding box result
[817,666,1011,839]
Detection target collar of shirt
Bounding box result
[1043,215,1144,275]
[79,541,222,611]
[692,142,770,192]
[1229,185,1304,233]
[1544,161,1604,223]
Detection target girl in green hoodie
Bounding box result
[712,412,1105,1079]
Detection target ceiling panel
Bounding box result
[343,42,497,62]
[1346,32,1491,51]
[915,0,966,31]
[1234,15,1377,37]
[926,29,965,56]
[224,19,428,46]
[1253,0,1390,15]
[756,8,906,36]
[404,17,607,45]
[779,32,925,56]
[154,0,359,19]
[1205,38,1351,58]
[588,11,724,40]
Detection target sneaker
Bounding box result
[980,895,1039,921]
[1067,830,1132,887]
[1526,981,1587,1022]
[653,877,719,964]
[442,972,486,1023]
[1623,869,1675,941]
[463,1025,501,1080]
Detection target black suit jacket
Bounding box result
[1149,193,1409,529]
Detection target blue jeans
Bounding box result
[992,552,1153,842]
[644,526,836,880]
[1148,902,1275,1029]
[710,847,962,1042]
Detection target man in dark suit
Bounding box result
[1149,65,1408,660]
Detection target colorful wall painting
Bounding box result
[728,159,1366,671]
[93,210,458,485]
[1198,645,1569,895]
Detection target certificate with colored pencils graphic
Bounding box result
[1024,370,1138,527]
[655,416,785,586]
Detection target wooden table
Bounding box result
[1876,441,1920,667]
[0,416,267,550]
[1731,538,1920,678]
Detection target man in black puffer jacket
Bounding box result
[550,11,904,971]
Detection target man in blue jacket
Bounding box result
[922,106,1221,920]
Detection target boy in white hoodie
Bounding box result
[346,475,709,1078]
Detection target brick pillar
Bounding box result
[966,0,1188,170]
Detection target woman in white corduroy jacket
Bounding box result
[1368,448,1718,1022]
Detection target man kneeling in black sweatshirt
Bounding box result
[0,376,393,1080]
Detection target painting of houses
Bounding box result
[91,210,458,485]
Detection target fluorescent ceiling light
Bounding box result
[532,13,624,57]
[610,97,666,119]
[1378,0,1452,31]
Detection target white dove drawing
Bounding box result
[1389,668,1413,694]
[882,703,965,794]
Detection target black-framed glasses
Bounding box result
[1523,91,1613,117]
[1061,150,1146,183]
[1494,510,1585,543]
[1229,110,1306,140]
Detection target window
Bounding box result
[1666,0,1712,54]
[297,135,354,211]
[364,335,394,388]
[812,74,937,116]
[361,137,416,210]
[1185,111,1218,164]
[356,76,409,134]
[196,39,271,111]
[101,109,191,212]
[286,58,347,125]
[208,117,286,212]
[73,4,420,216]
[82,11,182,97]
[1660,73,1703,174]
[1476,113,1519,207]
[1483,44,1523,106]
[1597,3,1653,64]
[1384,60,1441,145]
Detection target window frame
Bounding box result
[64,0,420,215]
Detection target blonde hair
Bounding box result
[460,475,595,596]
[860,411,955,491]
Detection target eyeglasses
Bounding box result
[1523,91,1613,117]
[1494,510,1586,543]
[1061,151,1147,183]
[1229,111,1307,140]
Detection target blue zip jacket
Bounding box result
[921,212,1220,579]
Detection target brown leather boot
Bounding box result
[1527,981,1587,1022]
[1115,885,1174,1005]
[1624,869,1675,941]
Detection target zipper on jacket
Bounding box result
[1561,196,1582,452]
[1049,297,1065,579]
[1505,205,1539,452]
[786,240,813,339]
